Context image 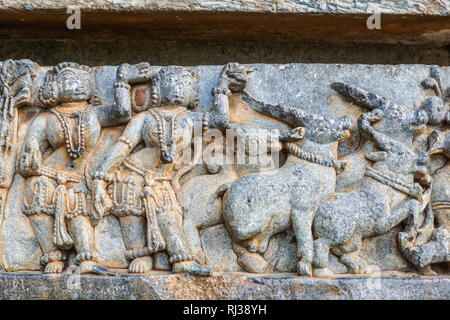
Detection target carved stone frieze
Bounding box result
[0,60,447,280]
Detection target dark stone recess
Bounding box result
[0,39,448,67]
[1,11,449,45]
[0,272,448,300]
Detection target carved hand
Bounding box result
[92,179,112,221]
[217,62,252,94]
[117,62,151,84]
[19,151,41,177]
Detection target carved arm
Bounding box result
[209,62,252,129]
[93,62,151,127]
[94,112,146,178]
[90,113,146,219]
[19,116,48,177]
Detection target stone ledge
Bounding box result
[0,272,448,300]
[0,1,448,15]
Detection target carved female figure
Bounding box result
[20,62,149,274]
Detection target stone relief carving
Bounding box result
[0,60,447,278]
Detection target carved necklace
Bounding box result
[148,108,188,163]
[50,106,90,160]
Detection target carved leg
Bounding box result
[182,217,206,264]
[232,242,270,273]
[68,215,114,275]
[374,199,419,235]
[336,235,370,274]
[255,216,287,255]
[292,206,314,277]
[28,214,64,273]
[313,238,334,277]
[119,215,152,273]
[158,208,212,276]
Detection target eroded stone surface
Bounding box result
[0,1,448,15]
[0,272,448,300]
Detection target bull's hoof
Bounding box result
[297,261,312,277]
[237,252,270,273]
[314,267,335,278]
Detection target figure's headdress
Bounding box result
[39,62,101,107]
[150,66,200,109]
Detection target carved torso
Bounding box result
[43,106,101,172]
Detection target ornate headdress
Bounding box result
[38,62,101,107]
[150,66,200,109]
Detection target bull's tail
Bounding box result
[204,183,230,218]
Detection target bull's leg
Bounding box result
[374,199,420,235]
[313,238,334,277]
[232,242,270,273]
[292,206,315,276]
[255,217,288,254]
[336,234,370,274]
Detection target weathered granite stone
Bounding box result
[1,0,448,15]
[0,272,448,300]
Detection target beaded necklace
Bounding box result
[148,107,188,163]
[50,106,90,160]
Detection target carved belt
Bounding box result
[36,165,86,184]
[123,158,171,185]
[285,142,346,172]
[23,165,88,250]
[364,167,422,199]
[121,158,176,253]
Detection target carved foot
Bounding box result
[44,261,64,274]
[340,254,371,274]
[297,261,312,277]
[128,256,152,273]
[237,252,270,273]
[314,268,335,278]
[172,261,212,276]
[67,261,116,276]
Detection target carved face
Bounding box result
[56,68,93,103]
[158,68,196,107]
